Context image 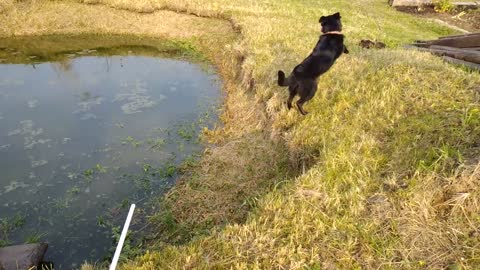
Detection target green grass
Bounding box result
[0,34,208,64]
[2,0,480,269]
[25,232,47,244]
[0,214,26,247]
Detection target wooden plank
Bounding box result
[405,44,480,70]
[390,0,479,7]
[423,34,480,48]
[426,48,480,64]
[442,56,480,71]
[411,42,430,48]
[404,44,429,50]
[405,45,480,64]
[439,33,480,40]
[429,45,479,53]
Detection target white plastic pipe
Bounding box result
[109,204,136,270]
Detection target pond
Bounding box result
[0,36,221,268]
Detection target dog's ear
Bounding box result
[319,16,325,23]
[333,12,341,19]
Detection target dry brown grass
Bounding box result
[168,134,290,225]
[374,161,480,268]
[0,1,231,38]
[147,132,292,246]
[80,263,96,270]
[0,0,14,13]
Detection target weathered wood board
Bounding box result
[389,0,480,7]
[443,56,480,69]
[425,34,480,48]
[406,32,480,70]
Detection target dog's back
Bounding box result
[294,33,345,79]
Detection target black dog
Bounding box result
[278,12,348,115]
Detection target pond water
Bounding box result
[0,40,220,268]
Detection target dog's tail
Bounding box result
[277,70,290,87]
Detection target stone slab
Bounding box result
[389,0,433,6]
[0,243,48,270]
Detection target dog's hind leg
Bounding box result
[287,83,298,110]
[296,97,311,115]
[296,81,317,115]
[287,92,295,110]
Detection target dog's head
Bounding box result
[319,12,342,33]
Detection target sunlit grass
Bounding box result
[110,0,478,269]
[2,0,480,269]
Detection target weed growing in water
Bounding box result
[146,137,166,150]
[142,164,152,173]
[158,162,177,178]
[51,197,72,210]
[120,199,130,209]
[95,163,107,173]
[0,214,26,247]
[122,136,143,147]
[66,186,81,195]
[25,232,47,244]
[177,123,196,141]
[83,168,94,178]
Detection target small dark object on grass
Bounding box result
[277,12,349,115]
[359,39,386,49]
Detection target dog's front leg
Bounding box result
[343,46,349,54]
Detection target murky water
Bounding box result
[0,38,220,268]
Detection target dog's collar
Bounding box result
[322,31,343,36]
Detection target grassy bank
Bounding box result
[2,0,480,269]
[0,34,210,64]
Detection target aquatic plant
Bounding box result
[0,214,26,247]
[25,232,47,244]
